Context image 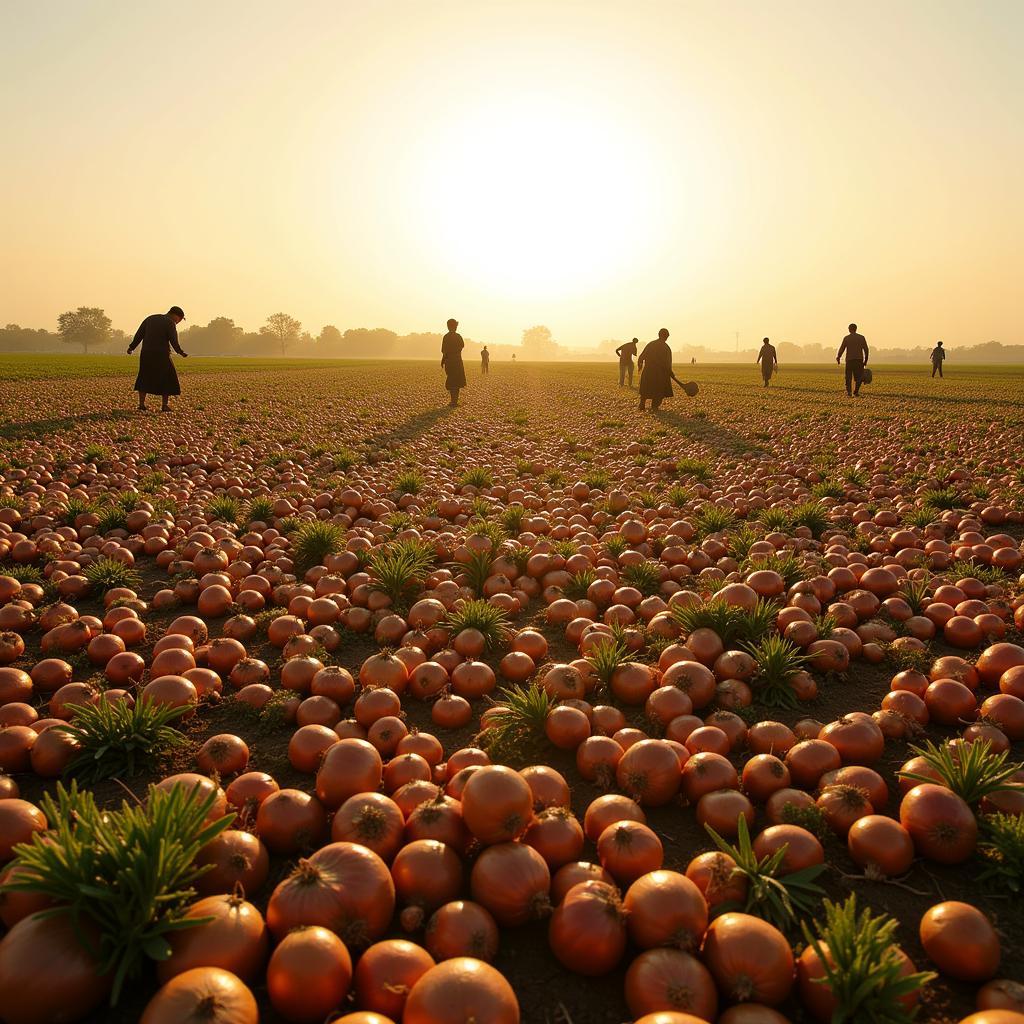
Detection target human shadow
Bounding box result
[652,407,766,456]
[362,405,456,452]
[0,409,135,440]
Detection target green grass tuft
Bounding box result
[83,557,142,594]
[290,520,347,575]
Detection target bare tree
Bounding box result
[261,312,302,356]
[57,307,112,354]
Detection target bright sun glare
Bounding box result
[416,92,658,297]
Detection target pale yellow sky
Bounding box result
[1,1,1021,350]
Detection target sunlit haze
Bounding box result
[2,1,1021,350]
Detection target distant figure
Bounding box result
[481,346,490,374]
[756,337,778,386]
[127,305,188,412]
[441,318,466,407]
[931,340,946,377]
[511,353,516,363]
[615,337,639,386]
[637,328,698,410]
[691,357,696,365]
[836,322,869,397]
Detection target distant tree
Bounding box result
[315,325,344,354]
[179,317,244,356]
[521,325,558,358]
[261,312,302,356]
[207,317,243,345]
[57,307,112,354]
[342,328,399,357]
[0,324,60,353]
[401,332,444,358]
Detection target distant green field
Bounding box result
[0,354,384,381]
[1,352,1022,382]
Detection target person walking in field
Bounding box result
[616,338,639,387]
[931,340,946,377]
[441,318,466,407]
[127,305,188,412]
[637,328,698,411]
[481,346,490,374]
[836,322,869,397]
[756,337,778,386]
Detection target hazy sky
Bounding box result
[2,1,1021,349]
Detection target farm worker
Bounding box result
[441,318,467,407]
[756,337,778,386]
[637,329,698,410]
[481,346,490,374]
[836,322,869,397]
[615,338,639,386]
[127,305,188,412]
[931,340,946,377]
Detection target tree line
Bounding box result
[2,311,1022,363]
[0,311,559,360]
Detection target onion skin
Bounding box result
[0,913,110,1024]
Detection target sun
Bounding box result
[412,90,659,297]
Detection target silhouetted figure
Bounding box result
[128,305,188,412]
[638,329,698,410]
[931,341,946,377]
[837,323,869,397]
[441,318,466,406]
[756,337,778,386]
[616,338,639,386]
[691,357,696,365]
[481,346,490,374]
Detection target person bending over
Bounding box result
[128,305,188,412]
[616,338,639,387]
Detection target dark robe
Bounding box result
[441,331,466,390]
[758,344,777,378]
[637,338,674,399]
[128,314,184,395]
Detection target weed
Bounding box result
[801,895,935,1023]
[291,521,347,575]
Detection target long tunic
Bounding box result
[128,314,185,395]
[441,332,466,390]
[758,344,778,376]
[637,339,674,399]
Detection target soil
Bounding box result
[7,561,1024,1024]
